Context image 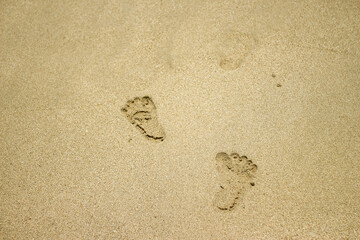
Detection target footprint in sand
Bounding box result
[217,31,257,71]
[213,152,258,211]
[121,96,166,142]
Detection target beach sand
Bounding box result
[1,0,360,239]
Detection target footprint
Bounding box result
[121,96,166,142]
[217,31,257,71]
[213,152,258,211]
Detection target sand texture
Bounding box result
[1,0,360,239]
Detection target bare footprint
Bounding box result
[213,152,257,211]
[121,96,166,142]
[217,31,257,71]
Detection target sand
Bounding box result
[1,0,360,239]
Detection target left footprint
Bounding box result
[213,152,258,211]
[121,96,166,142]
[217,31,257,71]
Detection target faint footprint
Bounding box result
[217,31,257,71]
[121,96,166,142]
[213,152,257,211]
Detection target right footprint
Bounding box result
[121,96,166,142]
[213,152,258,211]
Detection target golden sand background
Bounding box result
[1,0,359,239]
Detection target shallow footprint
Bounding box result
[213,152,257,211]
[121,96,166,142]
[217,30,257,71]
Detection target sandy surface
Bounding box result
[1,0,360,239]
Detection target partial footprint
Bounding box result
[213,152,257,211]
[217,31,257,71]
[121,96,166,142]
